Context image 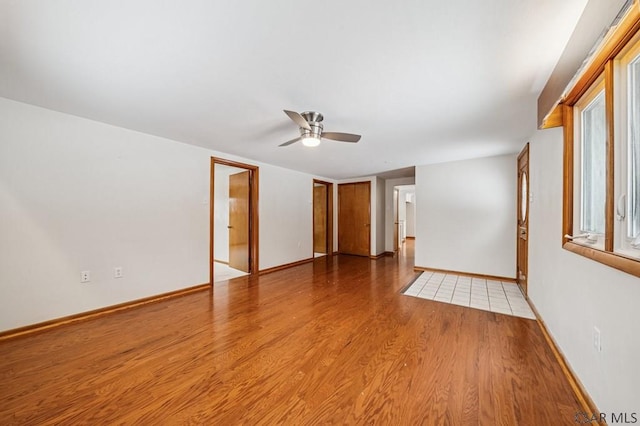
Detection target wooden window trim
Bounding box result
[561,2,640,278]
[563,2,640,107]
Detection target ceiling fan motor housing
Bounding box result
[300,111,323,138]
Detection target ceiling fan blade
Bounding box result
[321,132,361,143]
[283,110,311,131]
[279,137,301,147]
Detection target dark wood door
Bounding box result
[229,170,250,272]
[517,144,529,296]
[313,184,328,254]
[338,182,371,256]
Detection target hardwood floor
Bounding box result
[0,243,583,424]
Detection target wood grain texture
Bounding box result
[0,283,210,341]
[414,266,517,283]
[338,182,371,256]
[313,184,328,254]
[258,257,314,275]
[517,143,530,296]
[0,243,585,424]
[313,179,334,258]
[229,170,250,272]
[540,104,564,129]
[562,103,575,245]
[563,241,640,278]
[604,59,615,253]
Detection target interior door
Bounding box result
[517,144,530,296]
[229,170,250,272]
[338,182,371,256]
[313,184,328,254]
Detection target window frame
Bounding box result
[614,36,640,258]
[573,77,607,249]
[560,3,640,278]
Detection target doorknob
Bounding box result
[227,226,233,229]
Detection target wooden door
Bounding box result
[338,182,371,256]
[517,144,529,296]
[313,184,328,254]
[229,170,250,272]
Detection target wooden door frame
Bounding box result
[338,181,371,257]
[516,143,529,296]
[313,179,334,257]
[393,188,399,252]
[210,157,259,286]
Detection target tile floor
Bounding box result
[403,271,536,320]
[214,262,248,282]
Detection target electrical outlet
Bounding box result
[593,327,602,352]
[80,271,90,283]
[114,267,123,278]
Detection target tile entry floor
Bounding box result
[403,271,536,320]
[214,262,248,282]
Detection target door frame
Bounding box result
[393,188,399,252]
[516,143,529,296]
[312,179,334,257]
[210,157,259,286]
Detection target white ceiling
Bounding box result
[0,0,588,179]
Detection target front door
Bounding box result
[517,144,530,296]
[338,182,371,256]
[229,170,250,272]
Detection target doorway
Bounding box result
[313,180,333,257]
[338,182,371,256]
[394,185,416,249]
[210,157,259,285]
[393,188,399,252]
[517,143,529,296]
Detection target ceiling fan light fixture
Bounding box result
[301,135,321,147]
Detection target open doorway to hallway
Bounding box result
[393,184,416,251]
[210,158,259,284]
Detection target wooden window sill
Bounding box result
[563,241,640,278]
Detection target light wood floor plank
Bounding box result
[0,243,583,424]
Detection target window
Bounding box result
[560,4,640,278]
[628,54,640,241]
[615,34,640,258]
[574,80,606,248]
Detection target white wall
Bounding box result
[259,164,315,268]
[415,154,517,278]
[528,127,640,413]
[0,97,323,331]
[405,196,415,237]
[384,177,415,252]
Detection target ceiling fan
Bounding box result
[279,110,361,147]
